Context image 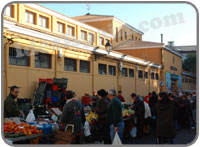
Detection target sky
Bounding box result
[40,3,197,46]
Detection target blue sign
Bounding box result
[166,72,171,89]
[160,81,164,86]
[178,75,182,89]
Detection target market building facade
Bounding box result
[3,3,163,103]
[73,13,185,93]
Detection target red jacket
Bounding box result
[144,95,151,104]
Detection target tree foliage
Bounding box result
[182,53,196,73]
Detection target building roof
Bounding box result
[73,14,114,21]
[113,40,183,58]
[174,45,197,52]
[114,40,164,50]
[72,14,144,35]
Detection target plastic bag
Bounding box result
[26,110,35,123]
[130,127,137,138]
[112,132,122,145]
[84,121,91,136]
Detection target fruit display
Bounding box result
[123,109,135,118]
[4,122,42,136]
[86,112,98,124]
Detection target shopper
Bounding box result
[178,95,191,128]
[4,85,23,118]
[107,89,124,143]
[117,91,125,102]
[156,92,176,144]
[61,90,85,144]
[169,95,179,130]
[130,93,145,137]
[96,89,111,144]
[143,100,152,134]
[149,91,158,116]
[191,92,196,128]
[149,91,158,129]
[144,93,152,104]
[91,90,99,111]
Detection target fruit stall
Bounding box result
[122,106,136,138]
[3,78,72,145]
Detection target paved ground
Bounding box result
[123,127,197,145]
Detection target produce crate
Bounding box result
[52,96,58,102]
[52,85,58,91]
[45,98,52,104]
[39,78,46,83]
[46,78,53,84]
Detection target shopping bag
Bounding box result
[130,127,137,138]
[26,110,35,123]
[112,132,122,145]
[84,121,91,136]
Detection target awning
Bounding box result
[171,74,178,81]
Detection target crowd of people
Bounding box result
[4,85,196,144]
[60,89,196,144]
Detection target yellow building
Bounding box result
[73,14,143,47]
[182,71,196,92]
[3,3,163,103]
[73,13,185,93]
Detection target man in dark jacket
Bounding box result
[156,92,176,144]
[131,93,145,137]
[4,86,23,118]
[61,90,85,144]
[106,89,124,143]
[149,91,158,116]
[96,89,111,144]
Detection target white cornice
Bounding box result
[23,3,114,39]
[3,20,161,69]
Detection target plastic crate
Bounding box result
[52,91,58,97]
[46,78,53,84]
[37,124,52,135]
[52,96,58,102]
[52,85,58,91]
[45,97,52,104]
[47,90,52,98]
[39,78,46,83]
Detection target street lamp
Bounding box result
[105,40,112,54]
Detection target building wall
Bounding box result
[162,49,182,75]
[112,20,142,47]
[4,37,160,101]
[80,18,143,47]
[182,75,196,91]
[4,3,112,50]
[116,48,162,64]
[83,20,113,35]
[3,3,161,102]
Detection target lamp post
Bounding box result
[105,40,112,54]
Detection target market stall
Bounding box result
[3,78,75,145]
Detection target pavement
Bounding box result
[123,127,197,145]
